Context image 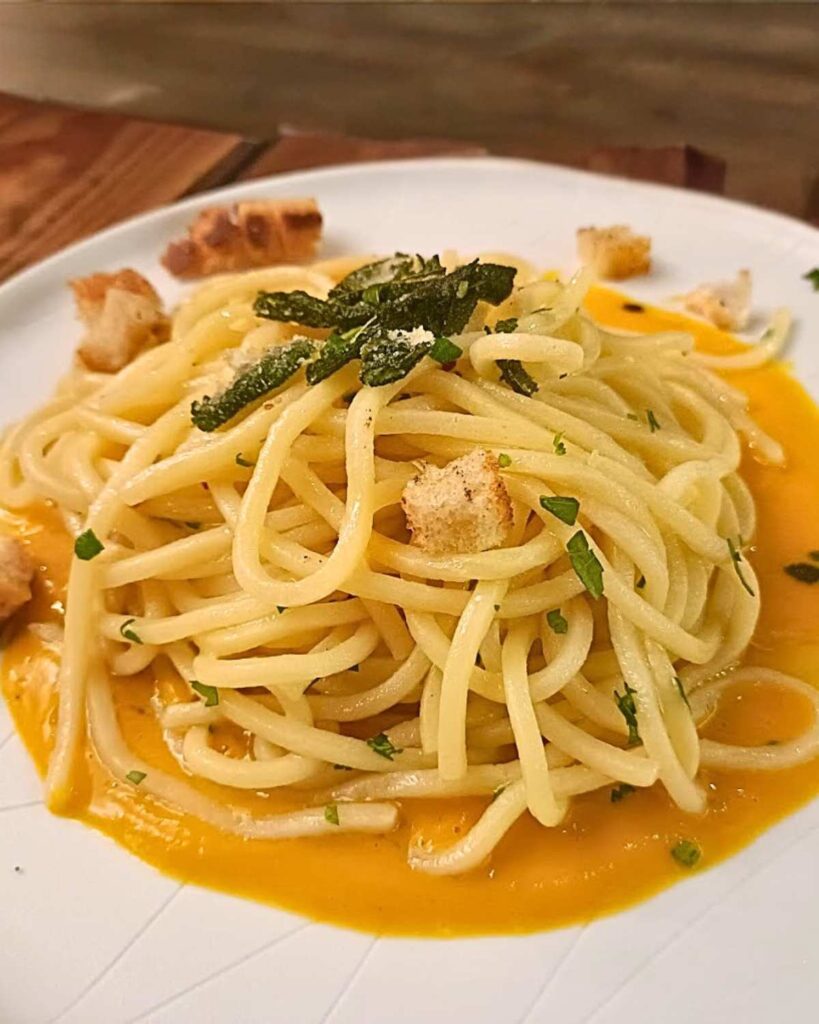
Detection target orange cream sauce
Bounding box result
[4,286,819,937]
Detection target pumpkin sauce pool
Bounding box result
[3,286,819,937]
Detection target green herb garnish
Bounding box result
[553,432,567,456]
[540,495,579,526]
[494,317,518,333]
[329,254,444,302]
[497,359,538,396]
[671,839,701,868]
[125,770,146,785]
[306,324,370,385]
[646,409,661,432]
[324,803,340,826]
[191,680,219,707]
[610,783,635,803]
[235,453,255,468]
[727,537,755,596]
[429,336,463,364]
[674,675,691,709]
[626,413,639,421]
[359,329,433,387]
[119,618,143,645]
[784,562,819,584]
[804,268,819,291]
[498,453,512,468]
[191,338,316,431]
[74,529,104,561]
[367,732,402,760]
[614,683,640,745]
[546,608,568,634]
[253,290,341,327]
[566,530,604,598]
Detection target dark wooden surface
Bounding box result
[0,3,817,222]
[0,86,807,286]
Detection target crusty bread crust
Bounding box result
[161,198,323,279]
[402,448,513,555]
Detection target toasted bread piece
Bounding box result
[71,269,168,373]
[0,536,34,622]
[682,269,752,331]
[576,225,651,280]
[402,449,513,555]
[161,198,323,279]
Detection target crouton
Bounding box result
[401,449,513,555]
[0,536,34,622]
[576,225,651,280]
[71,269,168,373]
[682,269,752,331]
[161,198,323,279]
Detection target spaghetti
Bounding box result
[1,251,816,878]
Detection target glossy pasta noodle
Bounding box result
[2,251,817,879]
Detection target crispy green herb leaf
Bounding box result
[566,530,605,599]
[671,839,701,868]
[253,290,341,327]
[191,338,316,431]
[191,680,219,707]
[674,675,691,709]
[497,359,538,396]
[306,324,371,385]
[125,770,146,785]
[359,329,433,387]
[610,783,635,803]
[429,336,463,364]
[646,409,661,432]
[324,803,340,826]
[367,732,402,760]
[784,562,819,584]
[329,254,445,302]
[235,453,255,468]
[546,608,568,634]
[119,618,143,645]
[614,683,640,746]
[74,529,104,561]
[498,453,512,468]
[494,317,519,333]
[540,495,579,526]
[553,432,567,456]
[727,537,756,596]
[804,268,819,291]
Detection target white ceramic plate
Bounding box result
[1,158,818,1024]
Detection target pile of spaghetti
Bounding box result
[3,250,818,876]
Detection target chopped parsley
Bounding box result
[367,732,402,760]
[671,839,701,868]
[546,608,568,634]
[125,770,146,786]
[74,529,104,561]
[498,453,512,468]
[727,537,755,596]
[646,409,661,432]
[497,359,538,396]
[566,530,604,599]
[784,562,819,584]
[804,268,819,291]
[191,338,316,431]
[235,453,255,468]
[610,783,635,803]
[191,680,219,707]
[324,803,340,826]
[119,618,143,645]
[553,432,567,456]
[540,494,579,526]
[674,675,691,709]
[614,683,640,746]
[429,336,463,364]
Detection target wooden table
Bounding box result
[0,90,808,285]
